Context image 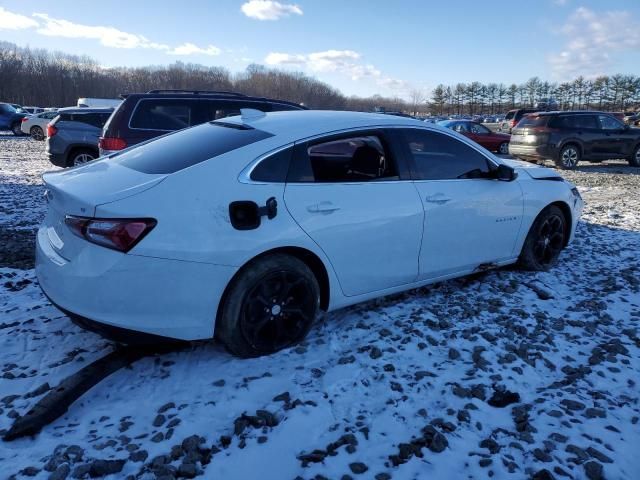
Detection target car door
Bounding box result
[284,130,424,297]
[568,114,600,159]
[596,114,628,157]
[0,104,10,129]
[397,127,523,279]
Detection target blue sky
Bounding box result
[1,0,639,98]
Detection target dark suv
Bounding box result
[509,111,640,169]
[99,90,306,155]
[499,108,538,133]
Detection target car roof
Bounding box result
[219,110,428,142]
[532,110,611,117]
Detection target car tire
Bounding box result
[555,144,580,170]
[68,148,97,167]
[30,126,44,141]
[217,254,320,358]
[518,205,566,271]
[629,145,640,167]
[498,142,509,155]
[11,122,24,136]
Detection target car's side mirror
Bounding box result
[495,164,517,181]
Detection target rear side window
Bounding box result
[60,113,111,128]
[517,116,548,128]
[402,129,490,180]
[111,122,273,174]
[250,147,293,182]
[551,115,598,129]
[288,135,398,183]
[130,99,194,130]
[504,111,515,120]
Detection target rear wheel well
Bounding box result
[549,201,572,247]
[214,247,330,338]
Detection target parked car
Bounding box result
[21,110,59,140]
[534,98,558,111]
[99,89,306,155]
[36,110,582,356]
[46,107,113,167]
[0,102,28,135]
[499,108,538,133]
[623,112,640,126]
[23,106,45,115]
[438,120,511,154]
[509,111,640,169]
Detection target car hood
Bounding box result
[500,158,563,180]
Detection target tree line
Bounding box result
[1,42,638,115]
[429,75,640,116]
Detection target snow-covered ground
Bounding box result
[0,133,639,480]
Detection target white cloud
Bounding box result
[33,13,170,50]
[168,43,221,56]
[263,49,407,93]
[0,7,39,30]
[265,52,307,65]
[241,0,302,20]
[549,7,640,79]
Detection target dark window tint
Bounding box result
[0,104,10,113]
[289,135,398,183]
[403,129,490,180]
[130,99,193,130]
[59,113,110,128]
[551,115,598,129]
[516,116,549,128]
[111,122,273,174]
[250,147,293,182]
[504,111,516,120]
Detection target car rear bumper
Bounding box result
[508,143,557,161]
[47,153,67,168]
[36,226,238,341]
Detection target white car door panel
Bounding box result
[414,179,523,278]
[284,131,424,297]
[398,127,524,279]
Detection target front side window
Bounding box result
[289,134,398,183]
[402,129,491,180]
[452,123,468,133]
[598,115,623,130]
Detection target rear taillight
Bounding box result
[510,119,517,128]
[47,124,57,137]
[99,137,127,151]
[21,117,29,122]
[65,216,156,253]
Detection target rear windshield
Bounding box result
[110,122,274,174]
[516,116,548,128]
[59,112,112,128]
[504,111,515,120]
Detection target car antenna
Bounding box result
[240,108,266,121]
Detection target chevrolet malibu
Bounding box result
[36,110,583,357]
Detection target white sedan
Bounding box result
[36,110,583,356]
[21,110,58,140]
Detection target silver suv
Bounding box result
[46,108,113,167]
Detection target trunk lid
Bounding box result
[41,160,166,260]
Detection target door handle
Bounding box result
[425,195,451,205]
[307,202,340,213]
